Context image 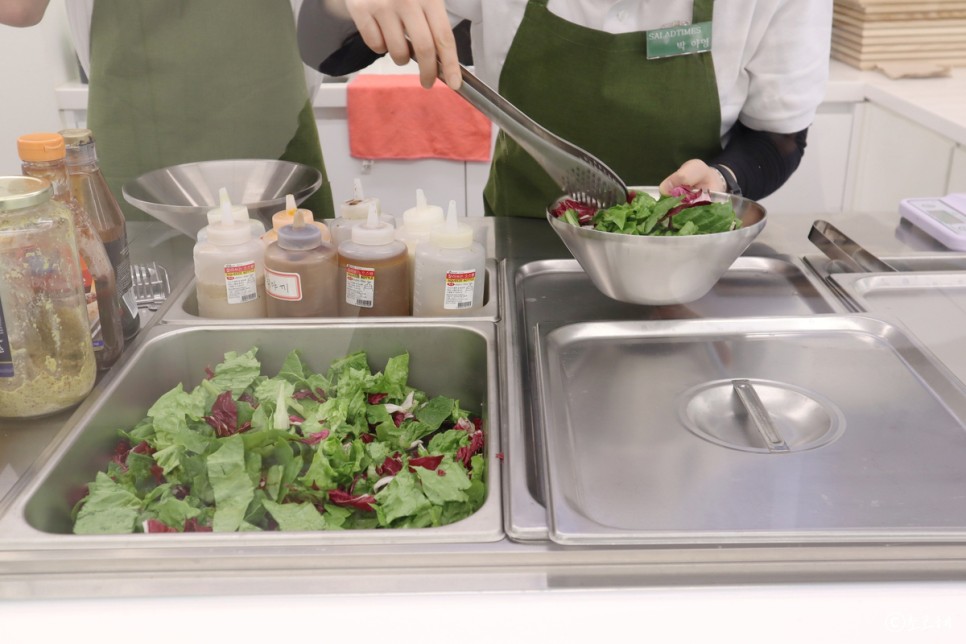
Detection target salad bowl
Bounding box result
[547,187,766,305]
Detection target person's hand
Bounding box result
[658,159,727,195]
[344,0,461,89]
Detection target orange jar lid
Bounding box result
[17,132,66,162]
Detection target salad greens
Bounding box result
[552,188,741,236]
[72,348,487,534]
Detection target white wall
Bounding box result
[0,1,77,174]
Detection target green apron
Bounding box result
[483,0,722,218]
[88,0,334,220]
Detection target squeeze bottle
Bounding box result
[264,210,338,317]
[412,200,485,316]
[193,188,266,318]
[396,189,445,278]
[261,193,330,245]
[197,196,266,243]
[329,178,394,248]
[337,203,409,317]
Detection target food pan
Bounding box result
[0,322,502,547]
[160,259,501,324]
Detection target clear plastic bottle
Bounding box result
[412,200,486,316]
[264,210,338,317]
[329,178,394,248]
[60,128,141,341]
[197,199,266,244]
[193,188,266,318]
[0,176,96,418]
[337,204,409,317]
[18,132,124,371]
[396,188,445,280]
[260,193,330,246]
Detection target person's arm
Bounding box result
[298,0,460,89]
[0,0,51,27]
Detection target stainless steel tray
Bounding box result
[161,259,501,323]
[503,256,845,541]
[535,316,966,546]
[0,322,502,549]
[831,272,966,386]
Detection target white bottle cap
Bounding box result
[341,177,380,220]
[351,202,396,246]
[430,200,474,249]
[402,189,445,232]
[206,187,253,245]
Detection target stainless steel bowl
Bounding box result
[122,159,323,239]
[547,187,767,305]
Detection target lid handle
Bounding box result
[732,379,790,453]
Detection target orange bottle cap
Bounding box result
[17,132,66,162]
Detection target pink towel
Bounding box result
[347,74,492,162]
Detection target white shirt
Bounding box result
[300,0,833,138]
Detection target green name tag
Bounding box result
[646,21,712,59]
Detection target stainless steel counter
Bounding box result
[5,211,966,604]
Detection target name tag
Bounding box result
[646,22,712,59]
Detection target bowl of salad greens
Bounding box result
[547,187,766,305]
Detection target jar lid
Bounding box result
[60,128,95,146]
[0,176,53,211]
[17,132,65,162]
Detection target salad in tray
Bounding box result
[550,186,741,236]
[72,348,486,534]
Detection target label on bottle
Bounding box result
[345,264,375,308]
[443,269,477,310]
[80,257,105,350]
[0,297,13,377]
[265,268,303,301]
[223,261,259,304]
[103,236,133,294]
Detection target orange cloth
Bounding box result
[347,74,492,162]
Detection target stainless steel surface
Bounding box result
[536,316,966,546]
[160,259,502,323]
[130,262,171,310]
[453,64,627,209]
[0,322,502,545]
[122,159,323,239]
[503,255,845,541]
[547,188,767,305]
[809,219,896,273]
[730,379,791,453]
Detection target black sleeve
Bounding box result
[708,121,809,200]
[317,32,383,77]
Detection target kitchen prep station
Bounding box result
[5,204,966,606]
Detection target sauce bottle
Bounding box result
[329,178,394,248]
[396,188,444,279]
[412,200,486,316]
[264,209,338,317]
[61,128,141,341]
[18,132,124,371]
[0,176,97,418]
[193,188,266,318]
[197,198,265,243]
[337,204,409,317]
[260,194,330,246]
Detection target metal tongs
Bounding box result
[414,41,628,209]
[809,220,896,273]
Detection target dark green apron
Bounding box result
[484,0,722,218]
[88,0,334,220]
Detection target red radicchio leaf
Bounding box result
[376,455,403,476]
[408,454,444,471]
[205,391,240,437]
[144,519,177,533]
[204,366,216,380]
[300,429,330,445]
[367,393,387,404]
[328,489,377,512]
[360,433,375,444]
[183,518,212,532]
[238,392,258,407]
[150,464,165,485]
[391,411,409,427]
[455,429,485,468]
[437,469,446,477]
[293,387,326,403]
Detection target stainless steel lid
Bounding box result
[0,176,52,212]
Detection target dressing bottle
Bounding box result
[17,132,124,371]
[329,178,394,248]
[412,200,485,316]
[197,197,265,243]
[264,209,338,317]
[396,189,445,278]
[260,194,330,245]
[193,188,266,318]
[337,204,409,317]
[61,128,140,341]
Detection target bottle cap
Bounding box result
[341,177,380,220]
[277,210,323,251]
[206,188,253,245]
[272,194,299,230]
[59,128,95,147]
[351,202,396,246]
[430,201,474,249]
[17,132,65,162]
[402,189,445,232]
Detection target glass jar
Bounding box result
[0,176,96,418]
